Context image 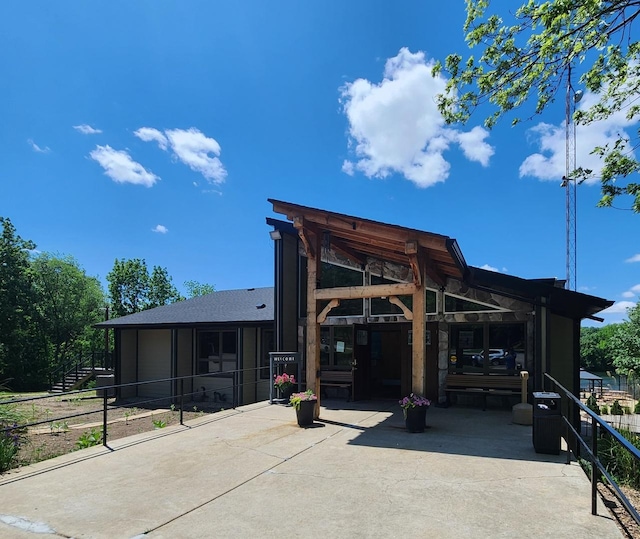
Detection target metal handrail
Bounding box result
[2,365,272,450]
[544,373,640,525]
[48,352,113,391]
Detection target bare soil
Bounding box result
[6,393,220,469]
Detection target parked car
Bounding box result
[471,348,506,366]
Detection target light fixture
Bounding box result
[269,229,282,241]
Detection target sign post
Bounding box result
[269,352,302,404]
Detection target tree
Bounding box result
[434,0,640,211]
[107,258,183,317]
[184,280,215,298]
[611,302,640,374]
[580,324,620,372]
[31,253,106,370]
[148,266,183,308]
[107,258,150,317]
[0,218,45,389]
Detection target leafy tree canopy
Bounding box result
[611,302,640,375]
[184,280,215,298]
[434,0,640,211]
[107,258,183,317]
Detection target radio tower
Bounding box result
[562,65,582,291]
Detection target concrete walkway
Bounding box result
[0,400,623,538]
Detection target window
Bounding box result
[320,326,354,368]
[300,257,364,317]
[448,323,525,374]
[444,294,501,313]
[370,274,413,315]
[197,330,237,374]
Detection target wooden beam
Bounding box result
[314,282,416,300]
[317,298,340,324]
[388,296,413,320]
[407,253,421,288]
[293,216,315,259]
[328,237,367,266]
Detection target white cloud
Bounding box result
[519,90,637,184]
[27,139,50,153]
[89,145,159,187]
[339,48,494,188]
[134,127,168,150]
[626,254,640,263]
[622,284,640,298]
[479,264,499,272]
[73,124,102,135]
[135,126,227,184]
[601,301,637,315]
[152,224,168,234]
[165,128,227,184]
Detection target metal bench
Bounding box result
[445,373,522,410]
[319,370,353,401]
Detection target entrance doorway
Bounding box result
[370,328,402,399]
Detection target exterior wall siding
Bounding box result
[138,329,171,398]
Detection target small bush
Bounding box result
[0,425,21,473]
[634,401,640,414]
[600,405,609,415]
[611,400,624,415]
[624,405,632,415]
[586,394,600,415]
[599,428,640,489]
[75,428,103,449]
[152,418,166,429]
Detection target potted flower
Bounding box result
[399,393,431,433]
[274,372,296,402]
[289,389,317,427]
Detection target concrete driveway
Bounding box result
[0,400,623,538]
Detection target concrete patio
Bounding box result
[0,400,623,538]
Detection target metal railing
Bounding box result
[544,373,640,525]
[48,352,114,392]
[2,366,272,451]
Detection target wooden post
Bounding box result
[411,278,425,396]
[306,236,321,419]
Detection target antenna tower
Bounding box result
[563,65,581,291]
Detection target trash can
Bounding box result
[532,391,562,454]
[96,374,115,398]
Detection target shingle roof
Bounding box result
[95,287,274,328]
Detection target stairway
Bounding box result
[49,367,96,393]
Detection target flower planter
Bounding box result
[278,385,295,403]
[295,399,315,427]
[404,406,428,433]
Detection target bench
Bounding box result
[445,373,523,410]
[319,370,353,401]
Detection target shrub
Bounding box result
[0,425,21,473]
[635,401,640,414]
[586,394,600,415]
[75,428,103,449]
[611,400,624,415]
[598,428,640,489]
[624,405,632,415]
[600,405,609,415]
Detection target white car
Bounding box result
[471,348,506,366]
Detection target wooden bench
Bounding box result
[445,373,522,410]
[319,370,353,401]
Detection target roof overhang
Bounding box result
[269,199,467,285]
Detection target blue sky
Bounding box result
[1,1,638,326]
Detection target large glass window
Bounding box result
[370,275,413,315]
[300,257,364,317]
[320,326,354,368]
[448,323,525,374]
[197,330,237,374]
[444,294,501,313]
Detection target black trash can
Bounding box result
[533,391,562,454]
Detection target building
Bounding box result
[95,287,274,405]
[267,199,613,406]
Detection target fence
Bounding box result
[545,373,640,526]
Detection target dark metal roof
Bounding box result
[466,267,613,320]
[95,287,274,328]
